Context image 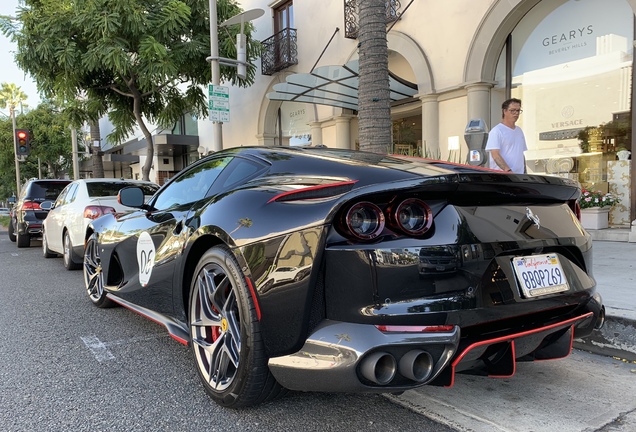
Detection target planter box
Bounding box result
[580,207,610,230]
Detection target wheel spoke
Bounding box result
[193,270,221,328]
[84,239,103,299]
[190,259,242,393]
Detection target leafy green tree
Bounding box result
[0,98,74,199]
[0,82,29,196]
[4,0,260,181]
[22,102,75,178]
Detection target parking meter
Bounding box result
[464,119,489,167]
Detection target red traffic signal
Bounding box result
[15,129,30,156]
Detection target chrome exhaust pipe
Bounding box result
[360,352,397,385]
[398,350,434,383]
[595,306,606,330]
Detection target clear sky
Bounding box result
[1,0,41,111]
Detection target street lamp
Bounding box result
[206,2,263,152]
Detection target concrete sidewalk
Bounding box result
[573,240,636,361]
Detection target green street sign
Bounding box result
[208,84,230,122]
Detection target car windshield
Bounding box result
[87,182,158,197]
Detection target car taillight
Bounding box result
[345,202,385,240]
[568,199,581,221]
[390,198,433,236]
[21,201,41,210]
[84,206,117,220]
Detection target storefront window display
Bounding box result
[276,101,312,146]
[495,0,633,225]
[392,115,422,157]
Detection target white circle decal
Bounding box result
[137,231,155,287]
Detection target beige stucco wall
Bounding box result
[196,0,636,163]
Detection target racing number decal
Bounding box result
[137,231,156,287]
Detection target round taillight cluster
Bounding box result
[393,198,433,236]
[343,198,433,241]
[345,202,385,240]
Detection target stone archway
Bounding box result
[258,31,434,149]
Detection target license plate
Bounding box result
[512,253,569,298]
[436,265,445,271]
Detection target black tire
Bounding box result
[84,233,115,308]
[189,245,285,408]
[63,231,81,270]
[8,218,16,242]
[16,229,30,248]
[42,229,56,258]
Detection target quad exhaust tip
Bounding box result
[595,306,606,330]
[360,350,435,385]
[399,350,434,383]
[360,352,397,385]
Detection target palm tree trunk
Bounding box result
[357,0,392,153]
[90,120,104,178]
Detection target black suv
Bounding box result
[8,178,71,248]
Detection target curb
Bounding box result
[574,314,636,362]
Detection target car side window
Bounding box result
[151,157,233,211]
[64,184,79,205]
[54,185,71,207]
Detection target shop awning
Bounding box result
[266,60,418,110]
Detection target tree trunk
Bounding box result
[357,0,392,153]
[131,92,154,182]
[90,120,105,178]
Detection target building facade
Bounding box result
[101,0,636,229]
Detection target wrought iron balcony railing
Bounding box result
[261,28,298,76]
[344,0,401,39]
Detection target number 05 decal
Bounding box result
[137,231,156,287]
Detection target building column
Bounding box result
[335,116,354,149]
[466,83,492,128]
[418,94,439,158]
[256,133,277,146]
[309,121,323,146]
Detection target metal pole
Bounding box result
[209,0,223,151]
[11,108,21,196]
[71,127,79,180]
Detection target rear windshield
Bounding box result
[28,182,71,201]
[86,182,158,198]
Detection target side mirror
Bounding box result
[118,186,145,208]
[40,201,53,210]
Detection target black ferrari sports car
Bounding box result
[83,146,604,408]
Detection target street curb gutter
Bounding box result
[574,315,636,362]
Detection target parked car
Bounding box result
[82,146,604,408]
[9,178,72,247]
[0,207,10,216]
[42,178,158,270]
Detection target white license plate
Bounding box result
[512,253,569,298]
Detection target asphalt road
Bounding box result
[0,233,452,432]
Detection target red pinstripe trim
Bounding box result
[108,296,189,346]
[444,312,592,387]
[267,180,358,203]
[245,277,262,321]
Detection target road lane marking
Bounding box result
[81,333,170,362]
[81,335,116,362]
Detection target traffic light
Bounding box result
[15,129,30,156]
